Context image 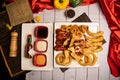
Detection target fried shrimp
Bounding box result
[86,30,104,37]
[84,35,104,42]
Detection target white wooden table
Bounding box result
[26,2,120,80]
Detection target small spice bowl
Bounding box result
[33,54,47,67]
[65,9,75,18]
[35,26,48,39]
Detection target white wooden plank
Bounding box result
[110,75,120,80]
[41,71,53,80]
[87,67,99,80]
[64,68,76,80]
[98,8,111,80]
[28,71,42,80]
[88,3,100,22]
[43,9,55,22]
[75,5,89,16]
[54,9,66,22]
[76,68,87,80]
[53,68,64,80]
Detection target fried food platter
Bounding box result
[54,22,104,68]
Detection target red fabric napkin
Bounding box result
[29,0,54,13]
[29,0,97,13]
[99,0,120,77]
[4,0,98,20]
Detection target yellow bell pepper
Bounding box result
[54,0,69,10]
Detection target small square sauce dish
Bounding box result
[35,26,48,39]
[34,40,48,52]
[33,54,47,67]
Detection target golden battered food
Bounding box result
[78,54,92,66]
[63,38,70,46]
[65,25,72,33]
[68,46,75,52]
[69,32,82,47]
[62,50,72,66]
[77,52,98,66]
[71,52,81,61]
[87,53,97,66]
[85,35,104,42]
[79,25,88,33]
[55,53,65,65]
[85,42,103,47]
[61,56,72,66]
[93,46,103,52]
[61,25,67,31]
[55,24,104,66]
[86,30,104,37]
[55,50,72,66]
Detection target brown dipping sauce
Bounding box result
[35,26,48,38]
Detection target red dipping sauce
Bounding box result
[35,26,48,39]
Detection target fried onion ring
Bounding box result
[61,56,72,66]
[78,53,97,66]
[55,53,65,65]
[78,54,92,66]
[55,50,72,66]
[88,53,97,66]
